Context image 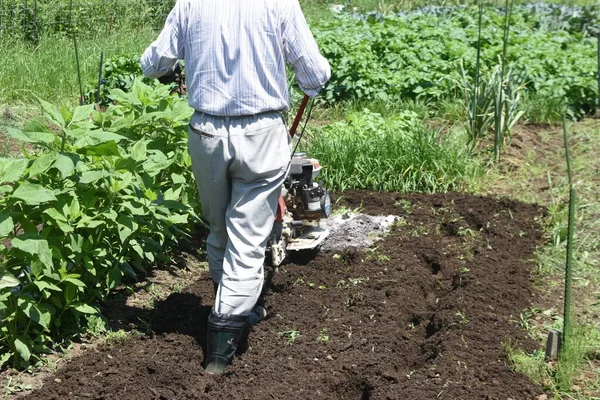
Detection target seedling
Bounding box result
[279,330,300,345]
[317,328,329,343]
[456,310,468,324]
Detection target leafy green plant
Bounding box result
[0,79,197,367]
[279,330,300,345]
[317,328,329,343]
[310,6,598,117]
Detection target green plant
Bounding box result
[305,109,479,193]
[279,330,301,345]
[0,79,197,367]
[317,328,329,343]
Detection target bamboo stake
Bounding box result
[596,31,599,116]
[471,0,483,146]
[69,0,84,105]
[561,117,575,352]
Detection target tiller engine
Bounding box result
[267,95,331,266]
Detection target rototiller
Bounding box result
[167,71,330,266]
[266,95,332,266]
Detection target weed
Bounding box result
[3,376,32,396]
[317,328,329,343]
[455,310,468,324]
[376,254,390,263]
[279,330,301,345]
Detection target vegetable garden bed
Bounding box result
[18,190,545,399]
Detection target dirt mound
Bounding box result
[22,191,546,400]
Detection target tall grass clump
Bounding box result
[0,28,156,105]
[304,108,480,193]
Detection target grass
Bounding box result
[303,107,482,193]
[0,28,156,106]
[482,118,600,399]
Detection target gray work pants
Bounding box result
[187,111,290,316]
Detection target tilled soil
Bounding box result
[23,191,546,400]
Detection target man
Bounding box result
[140,0,330,374]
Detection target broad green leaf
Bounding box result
[0,185,13,195]
[30,260,44,278]
[77,141,120,157]
[171,173,186,184]
[64,277,85,287]
[52,153,76,179]
[35,97,65,127]
[132,112,158,126]
[71,104,94,123]
[79,170,109,184]
[11,235,53,269]
[33,280,62,293]
[130,140,148,162]
[11,182,57,205]
[0,352,11,368]
[6,127,56,145]
[107,114,135,131]
[76,217,104,229]
[43,208,73,233]
[0,270,19,289]
[73,303,97,314]
[168,214,189,224]
[0,157,29,183]
[117,215,138,243]
[18,298,51,329]
[111,171,133,193]
[43,208,67,222]
[143,150,173,177]
[144,188,157,201]
[14,338,31,362]
[67,196,81,219]
[73,130,126,143]
[120,262,137,278]
[0,214,14,237]
[22,117,51,133]
[171,100,194,120]
[120,200,147,216]
[107,266,122,289]
[163,187,182,201]
[84,257,95,277]
[28,152,56,177]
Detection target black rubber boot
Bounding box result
[204,310,247,374]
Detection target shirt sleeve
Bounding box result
[140,0,186,79]
[282,0,331,97]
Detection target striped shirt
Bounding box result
[140,0,331,116]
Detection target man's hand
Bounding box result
[158,63,183,85]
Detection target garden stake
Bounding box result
[69,0,84,105]
[494,0,514,162]
[32,0,38,45]
[561,116,575,353]
[597,30,599,115]
[96,51,104,105]
[471,0,484,148]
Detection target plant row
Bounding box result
[313,5,598,117]
[0,80,198,368]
